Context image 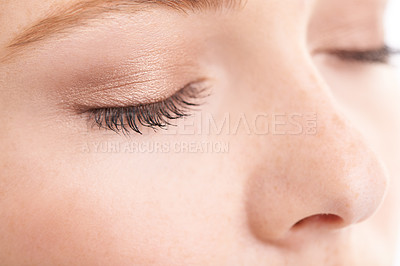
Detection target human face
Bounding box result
[1,0,399,265]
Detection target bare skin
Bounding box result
[1,0,399,265]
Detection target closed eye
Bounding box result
[86,82,209,135]
[328,45,399,64]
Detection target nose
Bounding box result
[245,72,389,242]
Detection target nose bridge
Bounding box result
[245,59,389,242]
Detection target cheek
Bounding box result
[0,150,131,264]
[0,140,240,265]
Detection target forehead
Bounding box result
[0,0,387,51]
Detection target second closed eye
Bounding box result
[326,45,399,64]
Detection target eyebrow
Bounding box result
[3,0,241,61]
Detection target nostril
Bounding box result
[293,214,343,229]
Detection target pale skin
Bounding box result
[1,0,400,265]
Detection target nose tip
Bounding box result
[245,126,389,243]
[290,155,389,236]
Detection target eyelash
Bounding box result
[330,45,399,64]
[88,83,207,135]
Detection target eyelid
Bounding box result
[326,45,400,64]
[86,81,210,135]
[69,64,207,110]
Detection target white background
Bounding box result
[386,1,400,265]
